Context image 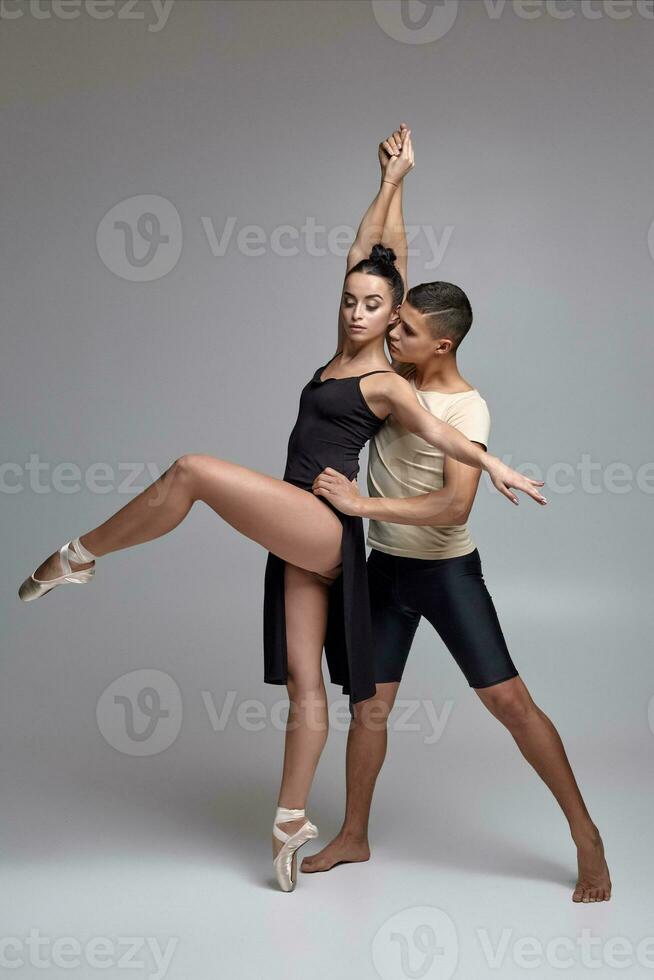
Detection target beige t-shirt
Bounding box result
[366,379,491,560]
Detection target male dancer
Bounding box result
[302,126,611,903]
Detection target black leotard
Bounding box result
[263,353,393,703]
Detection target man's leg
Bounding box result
[301,682,400,872]
[475,676,611,902]
[417,548,611,903]
[302,550,420,873]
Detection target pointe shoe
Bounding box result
[272,806,319,893]
[19,537,98,602]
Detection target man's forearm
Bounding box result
[357,489,467,526]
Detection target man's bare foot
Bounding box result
[572,828,612,902]
[34,550,94,582]
[300,832,370,873]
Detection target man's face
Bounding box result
[387,301,448,363]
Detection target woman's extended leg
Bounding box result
[32,453,344,581]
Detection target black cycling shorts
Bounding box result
[366,547,519,690]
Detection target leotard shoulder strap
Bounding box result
[314,351,342,378]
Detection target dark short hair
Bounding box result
[406,281,473,349]
[346,243,404,308]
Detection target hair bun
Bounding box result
[369,243,397,267]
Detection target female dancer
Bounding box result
[18,129,546,891]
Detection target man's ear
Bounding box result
[434,338,454,355]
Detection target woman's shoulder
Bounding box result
[362,368,407,392]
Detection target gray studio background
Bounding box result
[2,2,652,979]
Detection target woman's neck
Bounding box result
[338,339,391,371]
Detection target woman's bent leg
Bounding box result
[78,453,343,577]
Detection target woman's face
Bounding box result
[340,272,398,344]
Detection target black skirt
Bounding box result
[262,481,377,705]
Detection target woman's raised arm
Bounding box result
[379,124,410,294]
[336,127,414,353]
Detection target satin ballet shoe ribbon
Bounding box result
[272,807,319,892]
[19,537,98,602]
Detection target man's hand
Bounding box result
[312,467,363,516]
